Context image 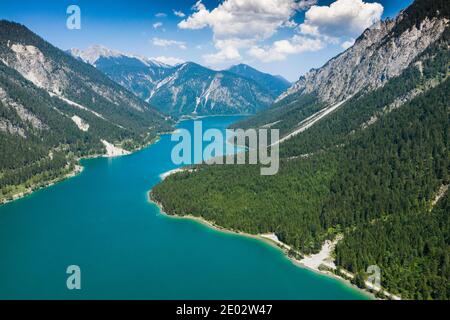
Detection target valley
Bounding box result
[0,0,448,301]
[151,0,450,300]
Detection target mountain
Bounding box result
[152,0,450,300]
[0,21,171,202]
[145,62,274,116]
[227,64,291,97]
[234,0,449,135]
[69,47,277,116]
[68,45,175,104]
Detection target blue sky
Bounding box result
[0,0,413,81]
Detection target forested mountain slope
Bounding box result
[0,21,172,202]
[152,0,450,299]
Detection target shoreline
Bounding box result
[0,164,84,206]
[0,113,244,206]
[147,192,384,300]
[0,133,163,206]
[159,167,196,181]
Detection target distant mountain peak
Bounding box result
[68,45,171,68]
[67,46,289,116]
[228,63,258,73]
[231,63,251,70]
[68,45,123,65]
[72,51,276,116]
[227,63,291,97]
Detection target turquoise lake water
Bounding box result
[0,116,369,299]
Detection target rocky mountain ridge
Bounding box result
[278,14,448,106]
[70,46,286,116]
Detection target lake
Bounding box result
[0,116,368,299]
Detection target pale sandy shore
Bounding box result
[260,233,338,273]
[148,193,401,299]
[101,140,131,157]
[159,167,194,181]
[251,232,400,299]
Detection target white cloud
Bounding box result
[173,10,186,18]
[152,37,187,50]
[299,0,383,38]
[155,12,167,18]
[175,0,381,65]
[153,22,163,29]
[203,46,241,65]
[341,38,355,49]
[283,20,298,28]
[215,38,255,51]
[179,0,316,65]
[179,0,315,39]
[203,38,255,64]
[248,35,325,62]
[151,56,185,66]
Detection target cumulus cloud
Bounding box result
[173,10,186,18]
[204,46,241,65]
[248,35,325,62]
[299,0,383,38]
[203,38,254,64]
[179,0,315,39]
[153,22,163,29]
[151,56,185,66]
[152,37,187,50]
[155,12,167,18]
[178,0,380,64]
[283,20,298,28]
[179,0,317,64]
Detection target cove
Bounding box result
[0,116,369,300]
